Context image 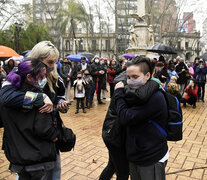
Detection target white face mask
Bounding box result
[95,59,99,63]
[127,78,144,89]
[38,78,47,89]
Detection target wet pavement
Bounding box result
[0,94,207,180]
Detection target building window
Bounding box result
[79,39,83,51]
[105,40,110,51]
[92,40,96,51]
[66,40,70,51]
[185,41,189,49]
[177,41,181,49]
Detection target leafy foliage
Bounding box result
[0,23,54,54]
[56,0,88,35]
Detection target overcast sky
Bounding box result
[15,0,207,33]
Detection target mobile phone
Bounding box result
[66,102,72,105]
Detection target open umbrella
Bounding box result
[122,53,136,60]
[67,54,89,63]
[0,46,20,57]
[80,52,95,60]
[147,43,177,54]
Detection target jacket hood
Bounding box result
[114,71,127,85]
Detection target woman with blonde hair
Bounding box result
[1,41,68,180]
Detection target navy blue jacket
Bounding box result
[115,88,168,166]
[195,66,207,83]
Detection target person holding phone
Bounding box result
[181,79,198,108]
[195,60,207,102]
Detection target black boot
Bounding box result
[193,104,196,109]
[75,109,79,114]
[98,101,105,104]
[83,108,86,113]
[86,101,90,109]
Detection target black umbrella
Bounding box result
[202,52,207,61]
[147,43,177,54]
[80,52,95,60]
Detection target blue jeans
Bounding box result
[51,154,61,180]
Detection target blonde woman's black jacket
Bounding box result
[0,83,58,166]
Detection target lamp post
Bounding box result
[14,22,22,54]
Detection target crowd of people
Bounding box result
[0,40,206,180]
[153,55,207,108]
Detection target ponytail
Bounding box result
[6,71,22,88]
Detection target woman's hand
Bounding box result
[115,81,124,90]
[39,95,53,113]
[52,137,58,142]
[57,101,68,111]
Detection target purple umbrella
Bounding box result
[122,53,136,60]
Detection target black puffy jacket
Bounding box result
[102,72,160,147]
[90,62,107,81]
[0,83,58,166]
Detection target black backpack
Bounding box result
[102,96,124,148]
[57,125,76,152]
[149,91,183,141]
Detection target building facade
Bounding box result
[115,0,137,55]
[178,12,196,34]
[147,0,178,43]
[162,32,201,62]
[200,18,207,54]
[32,0,63,37]
[62,33,116,58]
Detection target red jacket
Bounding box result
[107,67,116,83]
[183,85,198,100]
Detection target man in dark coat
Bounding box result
[59,58,73,101]
[154,62,169,83]
[90,57,107,106]
[77,56,91,73]
[176,58,189,95]
[195,60,207,102]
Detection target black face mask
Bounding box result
[85,74,89,76]
[77,77,82,79]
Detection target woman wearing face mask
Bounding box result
[1,41,68,180]
[114,57,168,180]
[0,58,58,180]
[100,57,162,180]
[90,57,107,106]
[107,59,118,98]
[59,57,73,102]
[83,69,93,109]
[192,57,200,79]
[175,58,189,95]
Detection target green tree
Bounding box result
[0,23,54,54]
[56,0,87,54]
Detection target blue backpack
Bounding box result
[149,91,183,141]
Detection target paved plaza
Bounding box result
[0,93,207,180]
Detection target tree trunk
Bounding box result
[71,18,78,54]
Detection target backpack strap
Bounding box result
[175,96,180,112]
[148,120,167,137]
